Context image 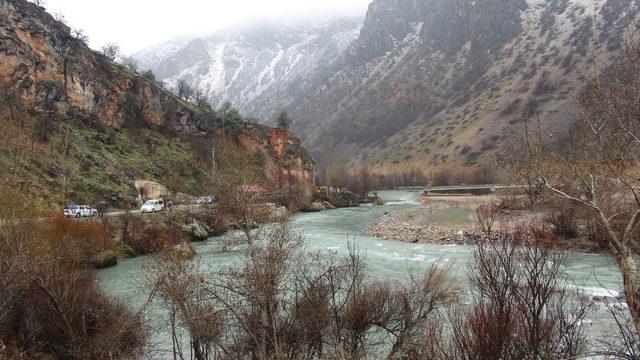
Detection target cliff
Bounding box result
[0,0,315,207]
[137,0,637,172]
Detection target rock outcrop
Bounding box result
[137,0,638,170]
[0,0,315,204]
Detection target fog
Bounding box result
[42,0,372,54]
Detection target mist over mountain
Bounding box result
[137,0,636,170]
[135,18,363,121]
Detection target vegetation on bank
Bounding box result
[4,1,640,359]
[0,92,204,209]
[0,185,147,359]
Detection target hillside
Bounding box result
[0,0,315,208]
[135,18,363,121]
[137,0,636,172]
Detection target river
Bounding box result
[98,190,624,353]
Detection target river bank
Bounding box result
[367,201,476,244]
[368,195,603,253]
[97,190,622,356]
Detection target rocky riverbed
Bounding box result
[368,201,479,245]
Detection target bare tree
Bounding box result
[505,23,640,335]
[202,140,271,241]
[145,250,223,360]
[71,28,88,43]
[194,89,210,108]
[101,42,120,61]
[448,224,590,359]
[474,201,503,236]
[120,56,139,72]
[176,78,195,101]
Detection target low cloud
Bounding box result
[44,0,371,54]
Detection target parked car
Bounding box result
[141,199,165,213]
[64,204,99,218]
[196,195,217,205]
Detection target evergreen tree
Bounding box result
[276,111,291,131]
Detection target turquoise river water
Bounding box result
[98,190,624,354]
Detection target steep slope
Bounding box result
[291,0,636,168]
[135,19,363,121]
[0,0,315,207]
[138,0,636,172]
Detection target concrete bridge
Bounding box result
[423,184,524,196]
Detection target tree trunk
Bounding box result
[618,251,640,336]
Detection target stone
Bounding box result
[322,201,336,209]
[301,202,326,212]
[90,250,118,269]
[171,243,197,259]
[272,206,289,221]
[135,180,169,205]
[183,221,211,242]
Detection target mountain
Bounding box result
[135,18,363,121]
[137,0,635,171]
[0,0,315,207]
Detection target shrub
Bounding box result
[250,148,267,167]
[475,202,504,236]
[45,213,115,264]
[119,212,183,255]
[547,207,579,238]
[449,223,588,359]
[0,186,147,359]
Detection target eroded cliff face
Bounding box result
[0,0,315,203]
[0,0,211,132]
[241,124,315,196]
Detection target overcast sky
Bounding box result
[42,0,371,54]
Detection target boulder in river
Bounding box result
[272,206,290,221]
[89,250,118,269]
[183,221,211,242]
[302,202,326,212]
[171,243,197,259]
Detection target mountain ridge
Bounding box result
[135,17,363,121]
[136,0,636,172]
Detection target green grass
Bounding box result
[2,108,205,210]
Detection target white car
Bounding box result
[64,205,99,218]
[196,195,217,205]
[141,199,165,213]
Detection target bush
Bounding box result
[430,164,497,186]
[250,148,267,167]
[475,202,504,235]
[0,187,147,359]
[45,213,116,264]
[547,207,579,239]
[119,212,183,255]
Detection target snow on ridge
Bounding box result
[136,18,363,114]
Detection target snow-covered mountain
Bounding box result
[135,18,363,121]
[137,0,637,169]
